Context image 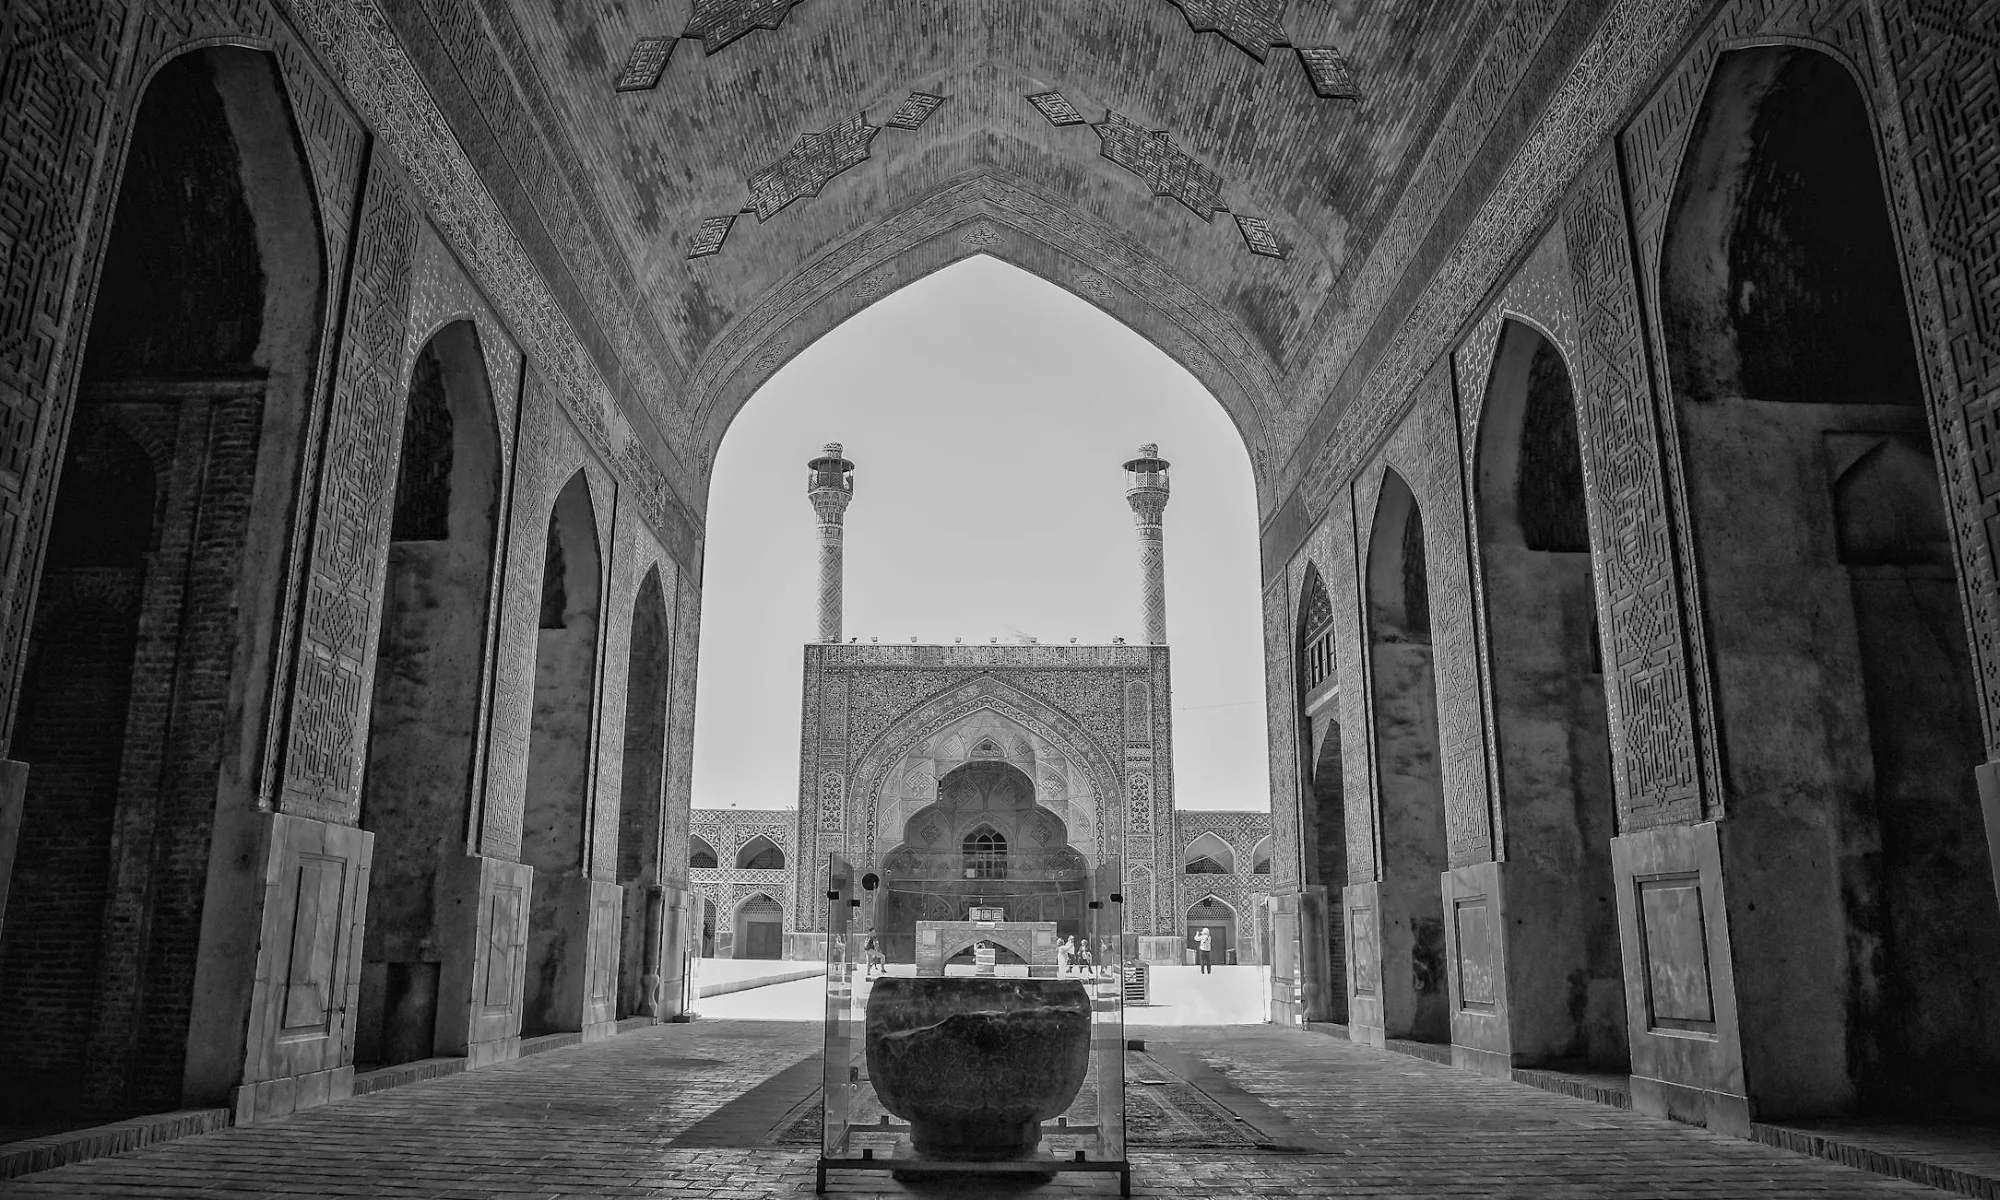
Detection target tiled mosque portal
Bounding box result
[2,0,2000,1195]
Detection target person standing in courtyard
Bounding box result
[1195,926,1213,974]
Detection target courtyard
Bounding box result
[1,1014,1966,1199]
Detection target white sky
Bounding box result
[689,256,1271,813]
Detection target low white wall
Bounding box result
[692,958,827,998]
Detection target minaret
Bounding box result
[1123,443,1171,645]
[807,443,855,643]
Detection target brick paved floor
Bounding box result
[2,1019,1941,1199]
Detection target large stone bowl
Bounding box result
[864,977,1093,1160]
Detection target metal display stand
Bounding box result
[815,853,1129,1195]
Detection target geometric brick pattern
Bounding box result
[749,115,877,221]
[1026,90,1087,126]
[684,0,806,54]
[1162,0,1360,106]
[688,95,949,257]
[885,91,946,130]
[613,37,675,92]
[1030,96,1287,259]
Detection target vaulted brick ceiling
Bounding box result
[385,0,1536,499]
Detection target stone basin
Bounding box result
[864,977,1093,1159]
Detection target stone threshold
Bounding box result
[1751,1122,2000,1200]
[1306,1021,2000,1198]
[0,1108,231,1181]
[351,1056,468,1096]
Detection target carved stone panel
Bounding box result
[279,158,419,823]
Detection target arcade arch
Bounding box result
[1365,468,1449,1045]
[356,319,503,1068]
[520,471,603,1037]
[1661,43,2000,1113]
[0,45,325,1119]
[1472,318,1624,1070]
[615,567,673,1019]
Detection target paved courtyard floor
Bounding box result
[3,1018,1955,1199]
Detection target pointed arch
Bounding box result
[848,674,1124,862]
[520,469,603,1037]
[1472,316,1623,1069]
[356,316,507,1066]
[1184,832,1236,875]
[687,167,1292,477]
[1659,42,1999,1107]
[1363,466,1448,1044]
[689,836,718,870]
[1,44,328,1115]
[736,835,786,870]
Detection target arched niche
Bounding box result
[1294,561,1346,1016]
[1251,837,1273,876]
[689,836,719,869]
[355,319,503,1069]
[1662,44,1998,1115]
[615,565,674,1019]
[736,835,786,870]
[733,894,784,961]
[520,469,603,1037]
[1184,832,1235,875]
[1186,895,1238,962]
[1,45,325,1118]
[1472,318,1624,1069]
[874,759,1087,963]
[1364,468,1449,1045]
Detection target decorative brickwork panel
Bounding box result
[1878,1,2000,752]
[749,115,877,222]
[0,2,131,742]
[1026,91,1086,126]
[613,36,674,92]
[1262,577,1301,891]
[1296,46,1360,100]
[279,158,419,822]
[684,0,804,54]
[1236,215,1284,258]
[1166,0,1287,59]
[1095,113,1224,221]
[660,573,700,889]
[1418,363,1492,867]
[1561,151,1704,830]
[885,92,946,130]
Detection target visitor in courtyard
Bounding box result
[1195,926,1213,974]
[1059,935,1074,975]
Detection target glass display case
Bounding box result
[815,851,1129,1194]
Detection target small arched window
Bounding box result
[1251,837,1273,875]
[963,827,1007,879]
[737,835,786,870]
[689,836,718,869]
